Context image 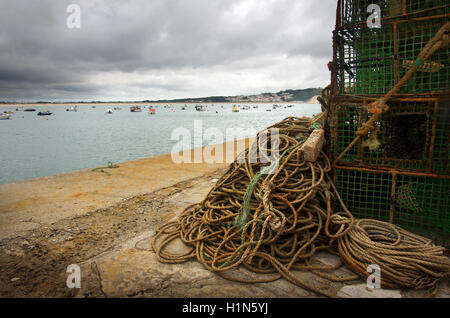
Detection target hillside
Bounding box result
[1,88,323,105]
[149,88,323,103]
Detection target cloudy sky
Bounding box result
[0,0,337,102]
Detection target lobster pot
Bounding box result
[334,16,450,96]
[334,167,450,246]
[330,98,449,175]
[339,0,450,27]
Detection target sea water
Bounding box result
[0,103,321,184]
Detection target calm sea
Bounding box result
[0,103,321,184]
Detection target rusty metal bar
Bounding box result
[335,12,450,31]
[333,94,445,101]
[334,164,450,180]
[389,172,397,224]
[393,22,399,84]
[428,99,439,173]
[336,0,342,30]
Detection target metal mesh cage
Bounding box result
[397,18,450,93]
[335,168,450,247]
[332,1,450,248]
[335,24,395,95]
[331,98,449,175]
[340,0,450,26]
[334,16,450,95]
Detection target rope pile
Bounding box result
[152,116,450,297]
[338,219,449,296]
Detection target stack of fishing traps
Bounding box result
[329,0,450,246]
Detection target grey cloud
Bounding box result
[0,0,336,101]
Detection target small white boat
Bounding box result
[0,113,11,120]
[105,109,113,114]
[66,106,78,112]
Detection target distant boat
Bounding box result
[232,106,239,113]
[66,106,77,112]
[24,108,36,112]
[37,109,52,116]
[195,105,206,112]
[130,106,142,112]
[105,109,113,114]
[0,113,11,120]
[148,108,156,115]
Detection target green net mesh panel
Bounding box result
[335,17,450,95]
[341,0,450,26]
[335,168,450,246]
[432,98,450,174]
[335,24,395,95]
[332,99,449,175]
[398,18,450,93]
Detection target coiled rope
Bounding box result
[338,219,449,297]
[152,116,450,297]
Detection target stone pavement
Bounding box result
[1,166,448,298]
[76,174,450,298]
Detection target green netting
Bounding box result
[335,168,450,247]
[335,17,450,95]
[335,24,395,95]
[341,0,450,26]
[431,98,450,173]
[335,169,392,220]
[398,18,450,93]
[332,100,449,175]
[394,174,450,246]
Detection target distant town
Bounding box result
[147,88,322,103]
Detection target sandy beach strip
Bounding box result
[0,138,253,239]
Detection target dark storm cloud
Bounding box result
[0,0,337,101]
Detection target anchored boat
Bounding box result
[0,113,11,120]
[66,106,77,112]
[195,105,206,112]
[37,109,52,116]
[130,106,142,112]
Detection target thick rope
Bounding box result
[152,116,450,297]
[153,117,357,298]
[338,219,449,294]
